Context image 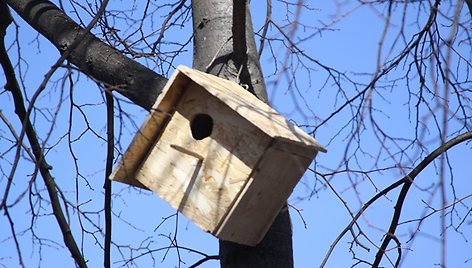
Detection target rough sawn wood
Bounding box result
[110,65,326,246]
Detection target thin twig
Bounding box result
[1,1,111,267]
[258,0,272,57]
[103,89,114,268]
[188,255,220,268]
[320,130,472,267]
[152,0,188,53]
[372,131,472,267]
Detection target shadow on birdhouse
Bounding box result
[110,65,326,246]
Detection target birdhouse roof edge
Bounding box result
[175,65,327,153]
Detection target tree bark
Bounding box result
[192,0,268,102]
[5,0,168,111]
[192,1,294,267]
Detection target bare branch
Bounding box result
[0,18,88,268]
[5,0,168,110]
[372,130,472,267]
[152,0,188,53]
[320,130,472,267]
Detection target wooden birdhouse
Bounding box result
[110,65,326,246]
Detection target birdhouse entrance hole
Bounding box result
[190,113,213,140]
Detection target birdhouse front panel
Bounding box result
[134,82,272,232]
[110,65,326,246]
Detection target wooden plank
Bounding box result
[177,65,327,153]
[214,138,314,245]
[134,83,272,231]
[109,70,191,187]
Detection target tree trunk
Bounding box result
[5,0,167,111]
[192,1,294,267]
[192,0,268,102]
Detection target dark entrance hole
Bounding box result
[190,113,213,140]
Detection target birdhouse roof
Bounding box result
[174,65,327,153]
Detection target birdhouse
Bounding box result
[110,65,326,246]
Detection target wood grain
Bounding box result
[110,66,326,245]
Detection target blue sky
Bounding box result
[1,1,471,267]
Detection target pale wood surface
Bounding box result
[215,138,316,245]
[110,71,191,187]
[110,66,326,245]
[135,83,271,232]
[177,65,327,153]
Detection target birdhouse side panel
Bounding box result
[215,138,316,246]
[133,83,272,233]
